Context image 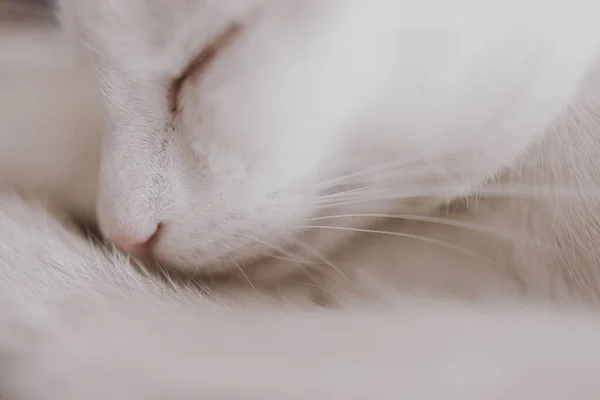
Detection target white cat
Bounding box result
[56,0,600,302]
[3,0,600,397]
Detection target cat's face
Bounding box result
[59,0,600,278]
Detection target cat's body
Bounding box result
[3,0,600,397]
[4,193,600,399]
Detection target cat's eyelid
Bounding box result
[167,23,241,115]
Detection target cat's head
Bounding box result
[58,0,597,279]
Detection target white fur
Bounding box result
[2,193,600,399]
[57,0,600,297]
[4,0,600,397]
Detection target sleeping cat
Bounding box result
[55,0,600,302]
[4,0,600,397]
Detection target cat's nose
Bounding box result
[110,224,161,260]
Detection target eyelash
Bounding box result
[167,23,241,115]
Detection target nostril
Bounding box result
[110,223,162,260]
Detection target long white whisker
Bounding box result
[268,254,322,265]
[296,225,495,263]
[236,233,331,285]
[228,256,258,293]
[316,196,437,210]
[286,235,354,285]
[473,184,600,198]
[315,184,600,210]
[316,144,485,190]
[238,232,310,264]
[297,281,342,305]
[264,233,338,287]
[307,213,531,241]
[317,159,431,189]
[318,176,442,200]
[321,183,600,203]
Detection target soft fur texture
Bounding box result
[3,194,600,399]
[3,0,600,398]
[56,0,600,302]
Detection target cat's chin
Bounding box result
[138,253,299,289]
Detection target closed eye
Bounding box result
[168,23,241,114]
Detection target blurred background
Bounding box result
[0,0,55,27]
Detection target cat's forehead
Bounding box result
[67,0,267,75]
[127,0,263,42]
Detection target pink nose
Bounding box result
[111,225,161,260]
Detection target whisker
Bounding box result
[314,184,600,210]
[314,152,472,191]
[265,233,335,285]
[296,225,495,263]
[473,184,600,198]
[316,149,494,192]
[297,281,343,305]
[236,232,332,285]
[317,159,429,189]
[268,254,322,265]
[285,235,354,285]
[228,256,258,293]
[307,213,531,241]
[316,196,438,210]
[239,232,312,264]
[318,176,442,200]
[315,180,474,206]
[320,182,600,203]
